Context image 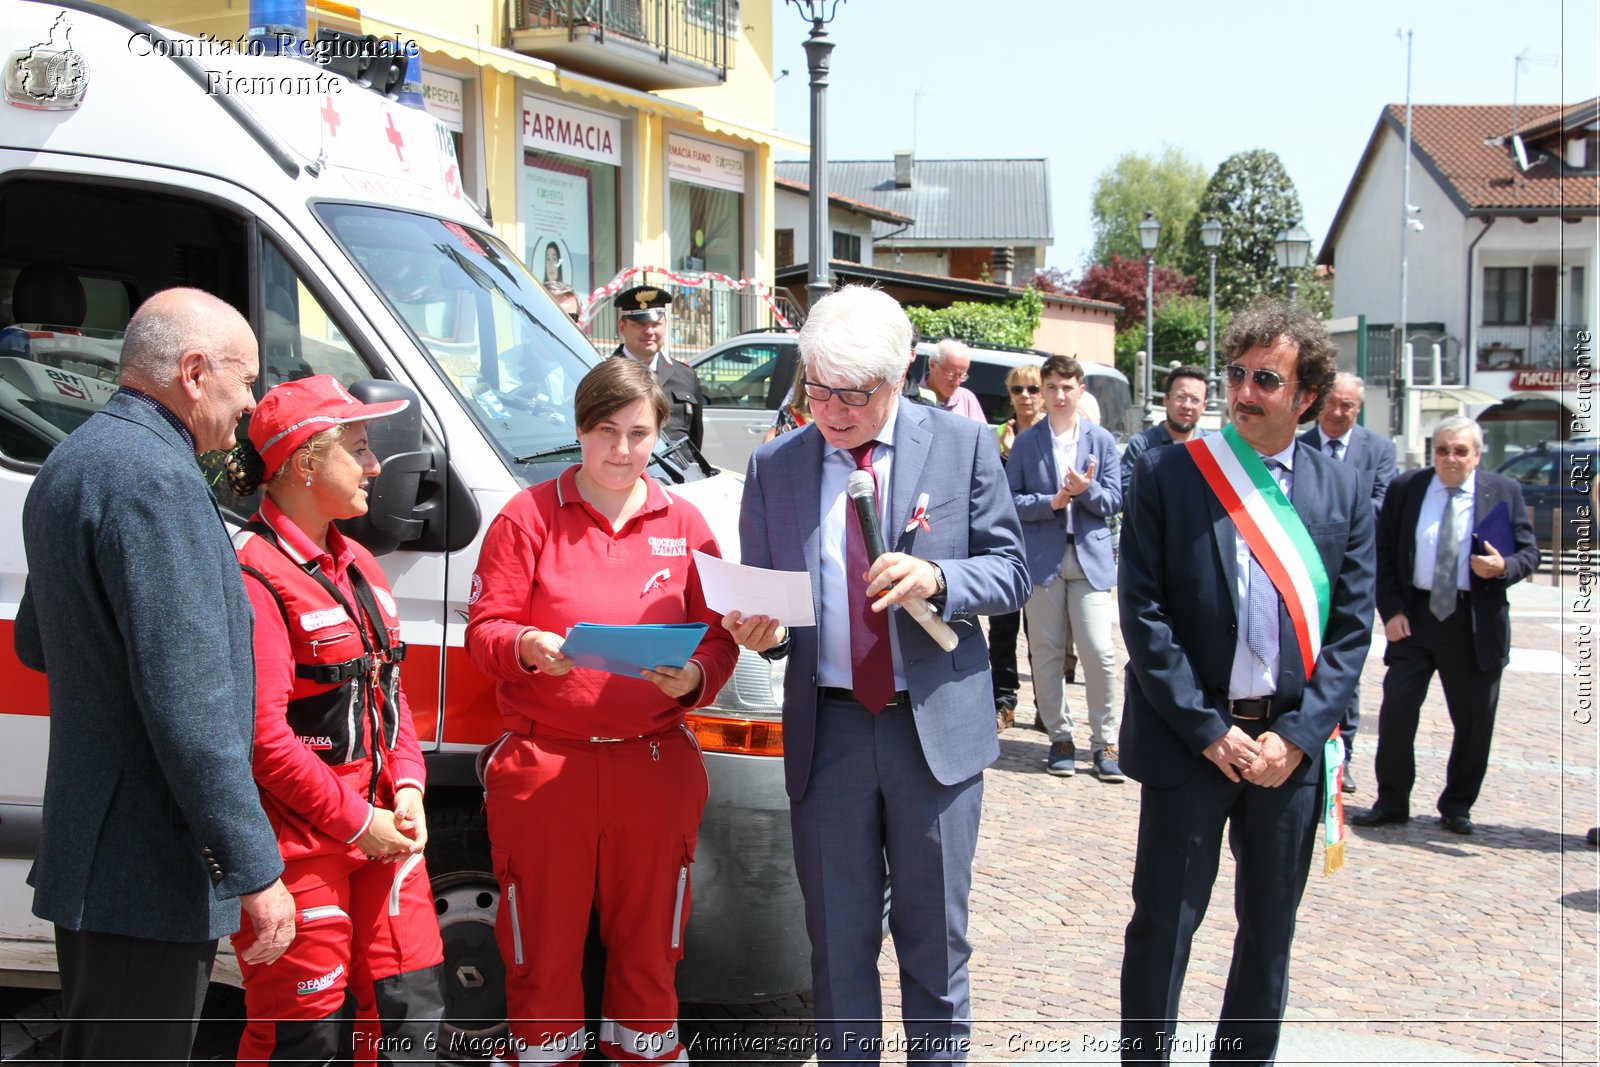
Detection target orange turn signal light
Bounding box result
[685,713,785,757]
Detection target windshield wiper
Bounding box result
[514,441,582,464]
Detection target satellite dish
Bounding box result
[1504,135,1542,173]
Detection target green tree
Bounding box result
[1088,146,1208,267]
[1113,295,1232,388]
[1180,149,1317,312]
[904,288,1042,349]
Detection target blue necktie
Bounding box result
[1245,459,1282,669]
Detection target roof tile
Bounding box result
[1390,101,1599,212]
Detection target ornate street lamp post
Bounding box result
[1137,210,1160,411]
[785,1,846,310]
[1274,221,1312,303]
[1199,215,1222,403]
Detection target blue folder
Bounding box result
[1472,500,1514,557]
[561,622,709,678]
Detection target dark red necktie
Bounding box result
[846,442,894,713]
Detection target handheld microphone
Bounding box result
[845,470,959,652]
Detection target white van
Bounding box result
[0,0,807,1028]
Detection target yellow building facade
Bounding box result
[122,1,801,320]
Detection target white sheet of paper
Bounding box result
[692,550,816,627]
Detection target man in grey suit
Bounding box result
[1298,372,1396,791]
[14,288,294,1064]
[724,286,1029,1065]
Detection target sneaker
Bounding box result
[1047,741,1076,777]
[1093,746,1125,782]
[996,704,1015,733]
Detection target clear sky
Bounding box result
[768,0,1598,275]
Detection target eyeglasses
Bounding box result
[802,377,888,408]
[1009,384,1041,395]
[933,364,969,383]
[1434,445,1475,458]
[1224,365,1299,393]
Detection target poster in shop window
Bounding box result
[524,156,593,296]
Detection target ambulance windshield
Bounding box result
[316,203,599,474]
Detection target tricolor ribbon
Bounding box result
[1186,425,1347,875]
[582,266,794,330]
[1322,729,1347,874]
[904,493,931,534]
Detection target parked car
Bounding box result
[1494,440,1598,550]
[690,333,1133,472]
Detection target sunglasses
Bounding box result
[801,378,888,408]
[1009,384,1041,395]
[1224,364,1299,393]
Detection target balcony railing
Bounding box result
[1477,324,1591,371]
[516,0,732,89]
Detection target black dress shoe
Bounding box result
[1439,814,1474,835]
[1341,762,1357,793]
[1350,807,1410,827]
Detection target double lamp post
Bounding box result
[1138,211,1310,417]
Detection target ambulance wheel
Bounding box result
[428,803,509,1061]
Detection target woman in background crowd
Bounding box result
[763,359,812,442]
[992,363,1047,731]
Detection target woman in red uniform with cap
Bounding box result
[227,375,444,1063]
[466,357,737,1066]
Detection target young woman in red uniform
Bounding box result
[228,375,444,1063]
[466,357,738,1066]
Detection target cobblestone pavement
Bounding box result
[873,572,1598,1065]
[5,573,1596,1065]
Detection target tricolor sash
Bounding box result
[1184,424,1331,675]
[1187,424,1345,874]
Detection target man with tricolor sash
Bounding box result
[1116,298,1376,1065]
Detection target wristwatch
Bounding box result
[932,564,948,598]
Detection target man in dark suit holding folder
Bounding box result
[1353,416,1540,835]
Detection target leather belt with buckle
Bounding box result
[1230,698,1272,720]
[820,686,911,707]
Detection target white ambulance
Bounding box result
[0,0,807,1031]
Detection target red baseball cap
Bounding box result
[250,375,409,478]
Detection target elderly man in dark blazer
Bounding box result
[1352,415,1539,835]
[14,288,293,1064]
[1298,372,1397,790]
[725,286,1029,1065]
[1118,299,1374,1065]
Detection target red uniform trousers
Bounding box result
[484,723,708,1066]
[233,852,445,1064]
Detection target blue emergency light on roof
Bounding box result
[248,0,308,56]
[397,43,424,110]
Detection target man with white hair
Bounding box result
[1353,415,1538,835]
[724,286,1029,1064]
[923,338,986,422]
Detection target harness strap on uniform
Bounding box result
[242,518,399,802]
